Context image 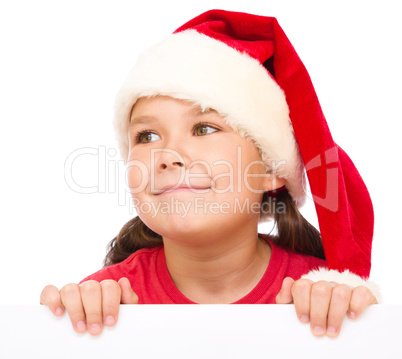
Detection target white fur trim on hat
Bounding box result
[113,30,306,205]
[301,268,382,303]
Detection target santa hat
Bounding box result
[113,10,378,295]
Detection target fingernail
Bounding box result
[89,324,101,335]
[349,311,357,318]
[105,316,115,326]
[55,307,63,316]
[76,321,86,332]
[300,315,310,323]
[313,326,324,335]
[327,326,337,335]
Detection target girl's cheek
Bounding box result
[126,165,150,197]
[211,173,233,193]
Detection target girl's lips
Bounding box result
[154,186,210,195]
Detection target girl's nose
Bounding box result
[159,161,184,170]
[153,147,188,173]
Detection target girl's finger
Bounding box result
[348,286,377,320]
[60,283,87,333]
[118,277,139,304]
[40,285,65,316]
[100,280,122,327]
[309,281,332,337]
[80,280,103,336]
[326,284,352,337]
[275,277,295,304]
[291,279,313,323]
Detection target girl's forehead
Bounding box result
[132,96,213,113]
[129,96,225,126]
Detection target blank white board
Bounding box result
[0,305,400,359]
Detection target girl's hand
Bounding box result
[40,277,138,336]
[275,277,378,337]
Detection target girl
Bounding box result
[40,9,380,338]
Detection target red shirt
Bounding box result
[80,234,327,304]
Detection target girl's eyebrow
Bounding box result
[130,115,157,127]
[129,107,215,128]
[194,107,214,116]
[130,108,213,127]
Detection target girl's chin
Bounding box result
[142,213,229,237]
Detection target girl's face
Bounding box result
[127,96,285,241]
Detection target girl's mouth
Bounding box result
[154,185,210,196]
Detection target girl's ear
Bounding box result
[262,174,287,192]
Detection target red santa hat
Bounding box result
[113,10,378,294]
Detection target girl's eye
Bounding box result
[136,131,160,144]
[134,123,217,144]
[194,123,218,136]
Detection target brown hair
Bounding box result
[265,190,325,260]
[103,190,324,267]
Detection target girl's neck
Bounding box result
[163,228,271,304]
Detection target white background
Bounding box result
[0,0,401,304]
